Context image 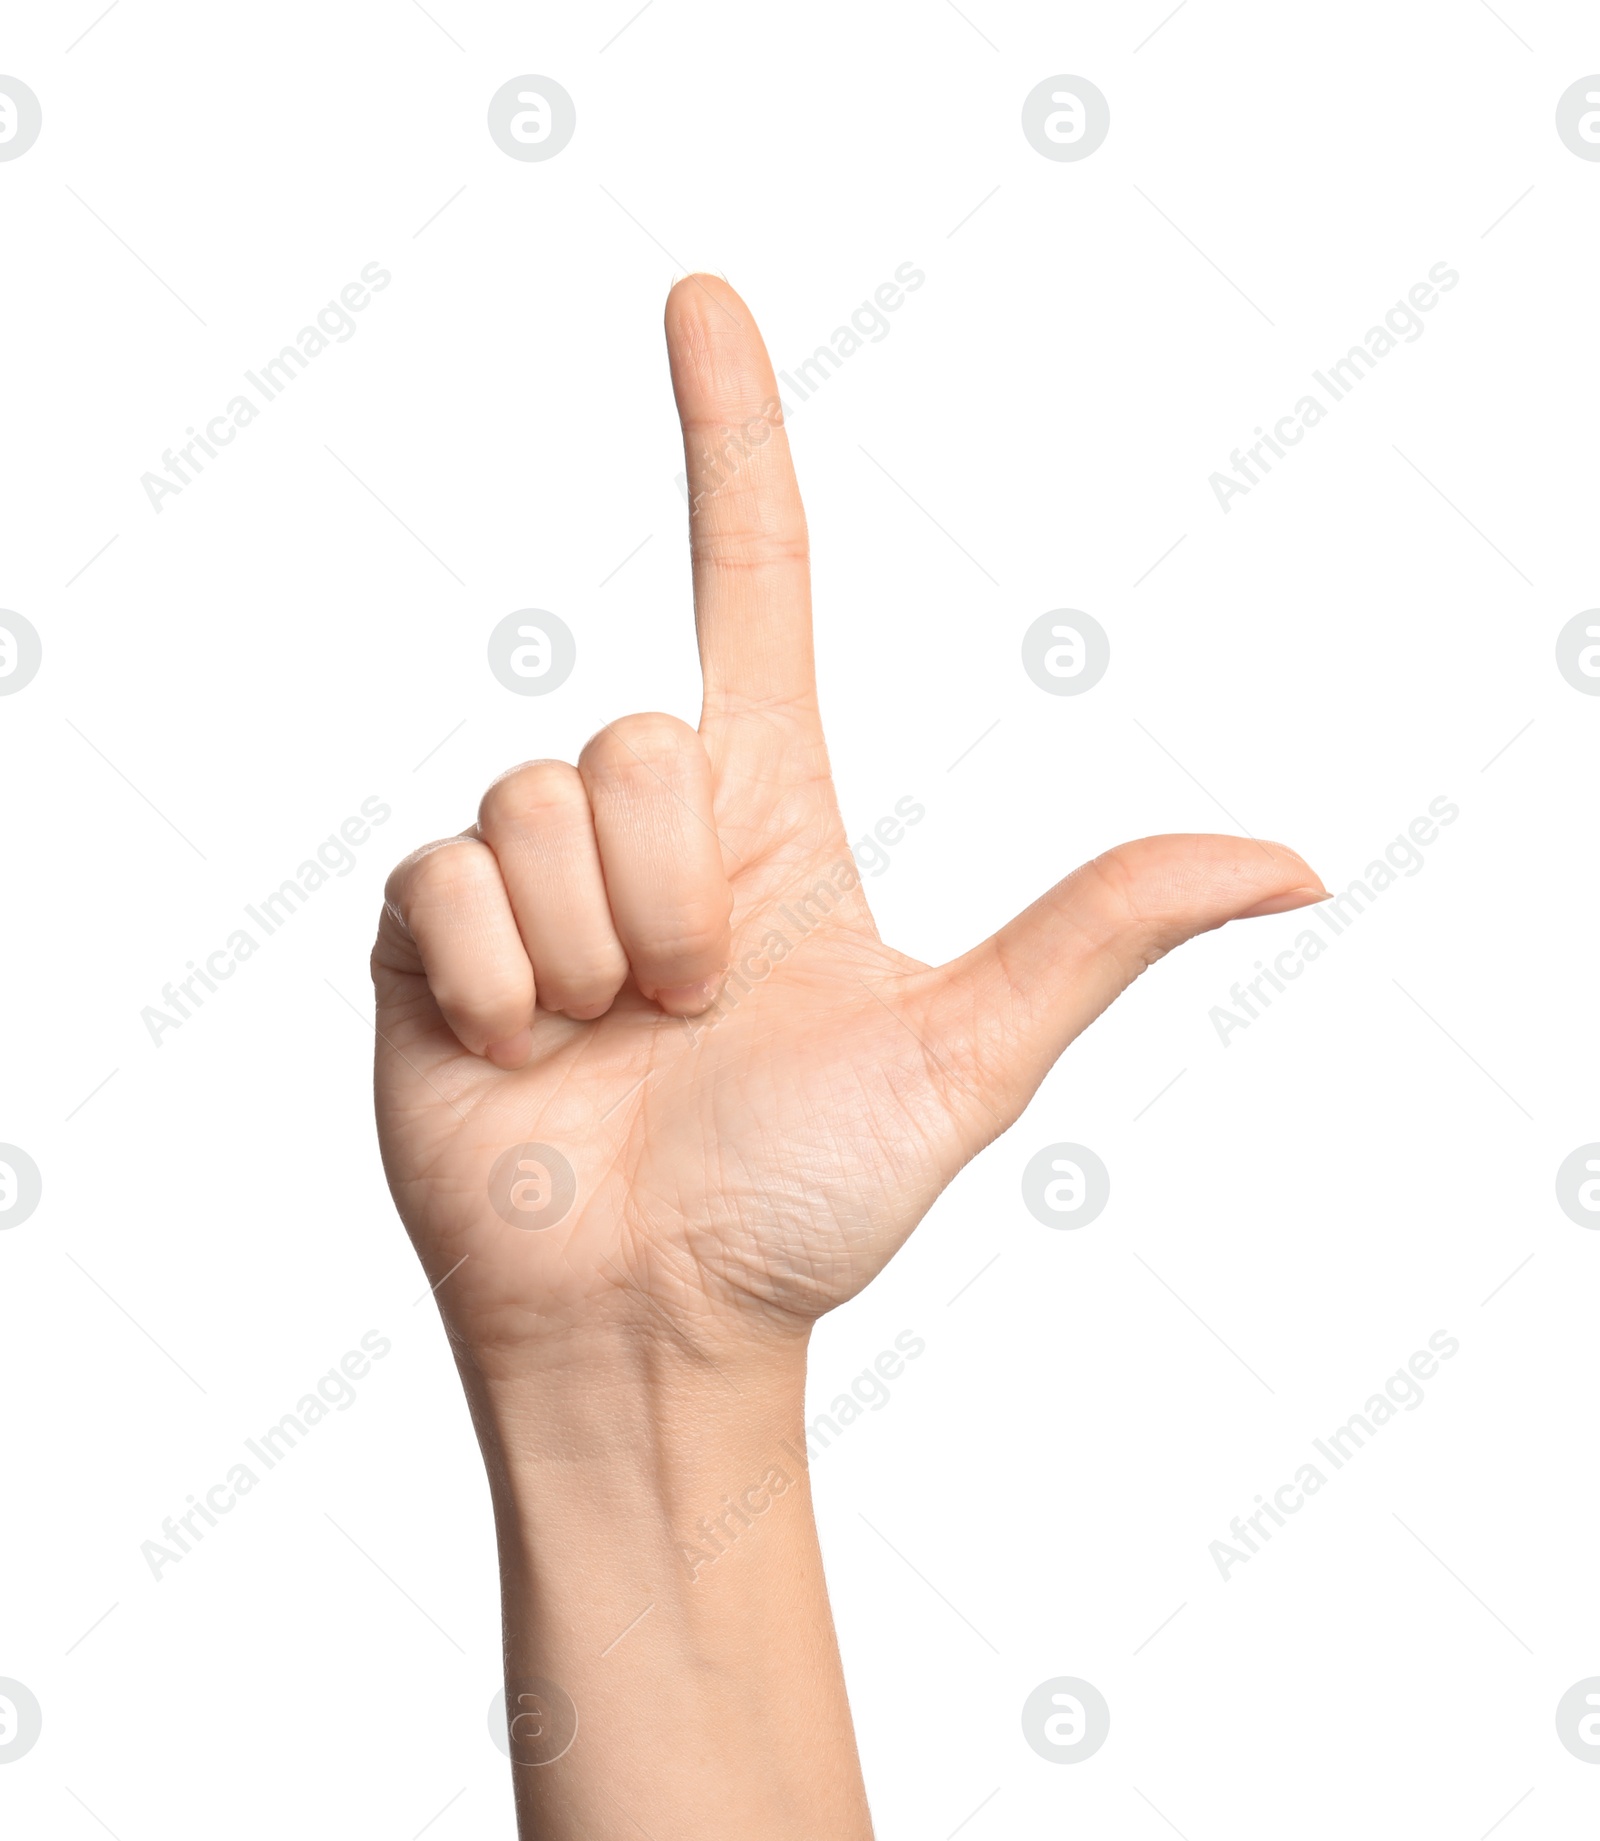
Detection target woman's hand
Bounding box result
[369,274,1322,1839]
[372,278,1321,1378]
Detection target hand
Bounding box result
[370,274,1324,1840]
[371,275,1324,1378]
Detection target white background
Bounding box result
[2,2,1597,1835]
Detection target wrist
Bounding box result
[457,1326,872,1836]
[456,1324,818,1623]
[455,1320,810,1479]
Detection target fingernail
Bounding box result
[652,974,722,1017]
[1236,885,1326,920]
[486,1028,533,1069]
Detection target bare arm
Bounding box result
[465,1335,870,1836]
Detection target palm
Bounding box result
[376,748,968,1351]
[372,277,1320,1367]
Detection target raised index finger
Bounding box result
[665,276,822,771]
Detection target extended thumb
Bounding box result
[924,833,1324,1114]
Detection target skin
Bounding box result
[370,274,1325,1837]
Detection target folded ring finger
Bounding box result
[478,760,629,1019]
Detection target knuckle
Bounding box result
[690,522,810,574]
[1083,845,1147,928]
[428,953,534,1032]
[395,839,490,913]
[382,856,417,910]
[434,977,531,1034]
[583,712,700,782]
[1083,842,1185,970]
[478,759,583,836]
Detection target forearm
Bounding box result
[458,1331,874,1840]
